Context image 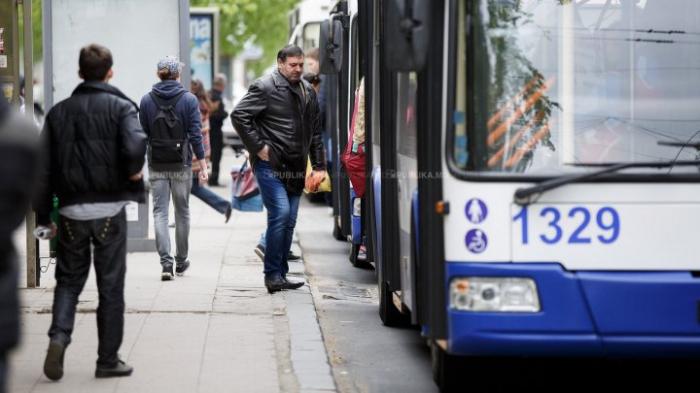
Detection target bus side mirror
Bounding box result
[383,0,431,72]
[320,19,343,75]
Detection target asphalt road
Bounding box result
[296,199,438,393]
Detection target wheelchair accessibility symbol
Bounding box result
[465,229,488,254]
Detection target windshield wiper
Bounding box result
[513,160,700,206]
[657,140,700,150]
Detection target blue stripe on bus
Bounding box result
[445,262,700,358]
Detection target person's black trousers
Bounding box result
[48,209,127,367]
[210,126,224,184]
[0,353,7,393]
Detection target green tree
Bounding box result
[191,0,299,76]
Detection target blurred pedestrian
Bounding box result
[34,44,146,380]
[232,45,326,294]
[208,73,228,186]
[140,56,208,281]
[0,94,39,393]
[190,78,232,222]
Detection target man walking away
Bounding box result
[0,95,39,393]
[34,44,146,380]
[232,45,326,294]
[208,73,228,186]
[140,56,208,281]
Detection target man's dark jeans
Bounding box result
[49,209,127,367]
[253,160,300,280]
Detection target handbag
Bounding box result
[304,157,332,194]
[230,159,263,212]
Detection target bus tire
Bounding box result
[431,342,463,392]
[379,281,410,327]
[332,217,345,241]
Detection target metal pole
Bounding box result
[20,0,38,287]
[179,0,191,88]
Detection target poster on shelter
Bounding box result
[190,12,214,91]
[0,0,14,77]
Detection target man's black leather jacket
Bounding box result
[232,69,326,195]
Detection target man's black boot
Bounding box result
[43,340,66,381]
[265,276,285,294]
[95,359,133,378]
[281,277,305,290]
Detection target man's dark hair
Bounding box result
[277,45,304,62]
[79,44,113,81]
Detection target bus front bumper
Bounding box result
[446,262,700,358]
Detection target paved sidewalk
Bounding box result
[7,152,336,393]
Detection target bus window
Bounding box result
[302,22,321,51]
[454,0,468,168]
[453,0,700,175]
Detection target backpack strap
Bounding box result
[149,90,186,109]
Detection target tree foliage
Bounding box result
[191,0,299,76]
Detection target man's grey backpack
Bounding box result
[148,91,187,171]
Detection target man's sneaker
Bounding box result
[287,250,302,261]
[175,260,190,276]
[254,244,265,262]
[357,245,367,262]
[95,359,133,378]
[43,341,66,381]
[161,263,174,281]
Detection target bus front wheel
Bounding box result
[379,281,409,327]
[332,217,345,241]
[431,341,463,392]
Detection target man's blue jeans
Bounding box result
[253,160,300,280]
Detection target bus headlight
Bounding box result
[449,277,540,312]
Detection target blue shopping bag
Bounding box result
[231,160,264,212]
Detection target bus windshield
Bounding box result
[455,0,700,175]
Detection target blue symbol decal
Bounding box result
[465,198,488,224]
[465,229,488,254]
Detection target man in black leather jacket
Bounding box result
[0,94,39,393]
[34,44,146,381]
[232,45,326,293]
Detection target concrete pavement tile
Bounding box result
[197,314,279,393]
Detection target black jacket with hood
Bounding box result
[34,81,147,225]
[231,69,326,195]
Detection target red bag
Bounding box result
[341,87,366,198]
